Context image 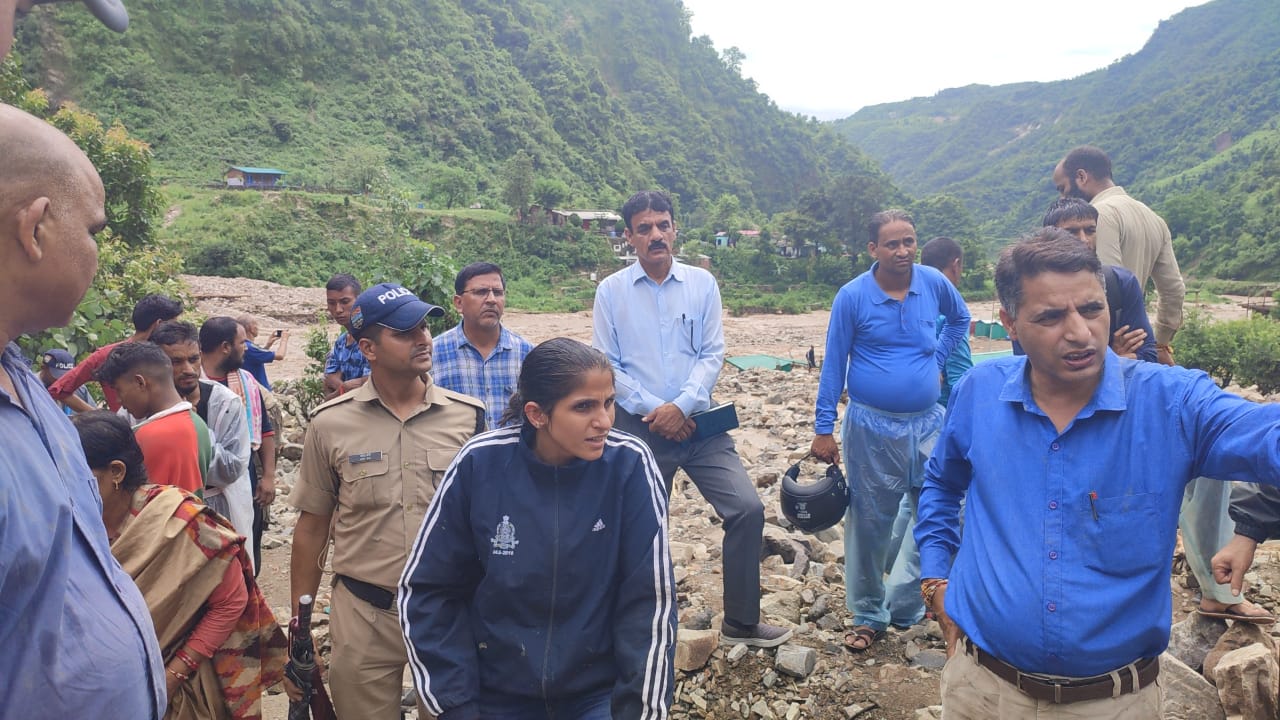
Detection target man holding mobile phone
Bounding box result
[237,316,288,391]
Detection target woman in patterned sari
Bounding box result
[72,411,287,719]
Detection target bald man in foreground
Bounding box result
[0,105,165,717]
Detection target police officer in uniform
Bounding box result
[289,283,484,719]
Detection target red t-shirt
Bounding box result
[48,341,123,411]
[135,410,203,494]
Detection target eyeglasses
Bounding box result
[462,288,506,299]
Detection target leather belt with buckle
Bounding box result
[963,638,1159,704]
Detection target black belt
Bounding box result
[963,638,1159,704]
[336,575,395,611]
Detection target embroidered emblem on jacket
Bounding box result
[591,519,606,533]
[491,515,519,556]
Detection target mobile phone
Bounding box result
[273,329,283,337]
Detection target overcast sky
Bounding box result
[681,0,1209,120]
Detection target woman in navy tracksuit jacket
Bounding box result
[399,338,676,720]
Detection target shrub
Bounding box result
[1179,311,1280,393]
[274,315,332,416]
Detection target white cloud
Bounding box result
[681,0,1209,119]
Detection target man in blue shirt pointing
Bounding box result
[916,229,1280,717]
[810,210,969,652]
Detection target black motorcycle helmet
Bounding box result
[780,459,848,533]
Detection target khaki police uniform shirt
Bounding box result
[1091,185,1186,344]
[291,377,483,590]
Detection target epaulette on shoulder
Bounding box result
[438,387,486,410]
[309,392,357,418]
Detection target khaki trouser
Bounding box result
[329,579,431,720]
[941,643,1162,720]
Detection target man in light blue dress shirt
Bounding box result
[0,103,165,719]
[593,190,791,648]
[917,229,1280,717]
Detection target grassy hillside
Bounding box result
[831,0,1280,280]
[159,184,616,311]
[13,0,880,219]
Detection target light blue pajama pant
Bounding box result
[1181,477,1238,605]
[842,401,944,631]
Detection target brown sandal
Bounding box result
[843,626,882,653]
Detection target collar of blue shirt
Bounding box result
[456,321,515,352]
[627,258,686,286]
[866,261,926,305]
[999,350,1129,418]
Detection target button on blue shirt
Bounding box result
[0,344,165,717]
[432,323,533,428]
[815,263,969,432]
[916,350,1280,677]
[592,261,725,417]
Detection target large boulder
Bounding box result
[1203,621,1277,682]
[1167,612,1228,671]
[1213,644,1279,720]
[1161,652,1227,720]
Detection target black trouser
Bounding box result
[613,409,764,625]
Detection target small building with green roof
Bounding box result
[225,166,286,189]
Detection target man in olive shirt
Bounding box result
[290,283,484,719]
[1053,145,1185,365]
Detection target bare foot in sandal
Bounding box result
[844,626,882,652]
[1199,598,1276,624]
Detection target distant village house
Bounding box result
[225,166,287,189]
[547,209,622,236]
[713,229,760,248]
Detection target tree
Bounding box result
[344,144,391,195]
[427,165,475,209]
[720,46,746,75]
[793,172,894,270]
[773,209,823,259]
[502,150,535,222]
[1,55,186,359]
[910,193,989,292]
[706,193,746,234]
[532,177,571,212]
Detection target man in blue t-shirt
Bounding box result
[810,209,970,653]
[236,315,288,390]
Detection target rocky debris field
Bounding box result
[184,275,1280,719]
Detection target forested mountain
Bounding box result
[833,0,1280,280]
[12,0,881,218]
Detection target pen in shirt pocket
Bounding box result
[1088,491,1099,521]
